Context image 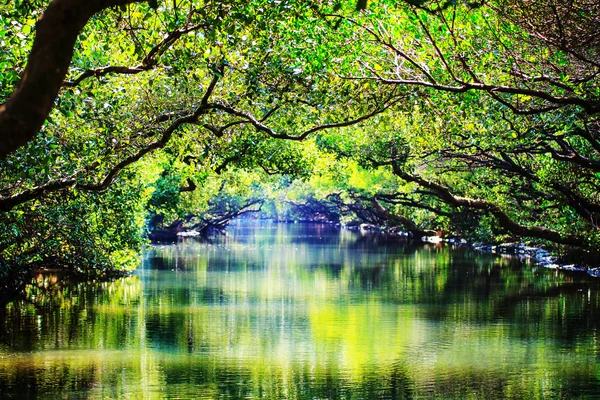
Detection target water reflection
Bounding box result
[1,222,600,399]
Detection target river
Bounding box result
[1,222,600,399]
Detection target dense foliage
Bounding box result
[0,0,599,278]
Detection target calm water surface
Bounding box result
[1,222,600,399]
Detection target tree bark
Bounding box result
[0,0,146,159]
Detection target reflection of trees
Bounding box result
[2,225,600,398]
[155,360,415,399]
[422,254,600,344]
[0,363,99,399]
[0,275,143,352]
[334,244,600,347]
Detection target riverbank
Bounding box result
[351,222,600,278]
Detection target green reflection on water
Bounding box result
[1,222,600,399]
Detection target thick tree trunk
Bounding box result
[0,0,145,158]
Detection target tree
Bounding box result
[0,0,402,275]
[0,0,400,212]
[1,0,599,281]
[310,0,600,249]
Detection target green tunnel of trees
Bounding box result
[0,0,599,278]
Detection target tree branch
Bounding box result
[391,166,585,246]
[62,22,206,87]
[0,69,223,211]
[0,0,148,159]
[211,92,403,141]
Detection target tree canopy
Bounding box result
[1,0,599,278]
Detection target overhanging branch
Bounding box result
[0,0,148,159]
[392,165,585,246]
[0,70,223,211]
